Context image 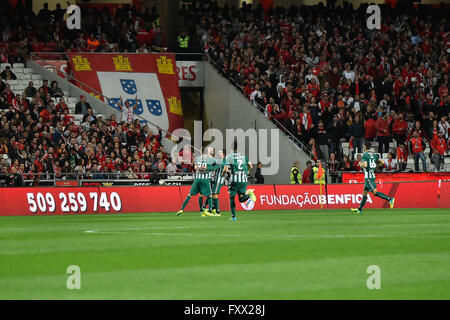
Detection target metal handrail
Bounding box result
[16,172,195,179]
[207,56,315,160]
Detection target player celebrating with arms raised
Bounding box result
[351,142,395,214]
[223,141,257,221]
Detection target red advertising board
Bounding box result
[263,184,322,210]
[0,187,178,216]
[342,172,450,184]
[325,182,438,209]
[178,184,276,212]
[439,181,450,208]
[0,182,446,216]
[67,53,184,135]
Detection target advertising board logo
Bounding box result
[240,198,255,211]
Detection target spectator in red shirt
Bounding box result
[307,78,320,98]
[396,143,408,171]
[430,131,448,171]
[56,97,69,113]
[364,115,377,141]
[299,106,314,142]
[392,112,408,146]
[438,81,448,102]
[3,84,14,105]
[179,144,193,172]
[375,112,391,154]
[352,154,362,172]
[383,152,398,172]
[409,131,427,172]
[302,161,314,183]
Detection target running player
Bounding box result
[177,152,214,217]
[351,142,395,214]
[223,141,257,221]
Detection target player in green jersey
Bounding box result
[201,147,222,216]
[177,152,216,217]
[351,142,395,214]
[223,141,257,221]
[209,148,226,216]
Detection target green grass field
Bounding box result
[0,209,449,300]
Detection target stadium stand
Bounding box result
[0,3,184,186]
[186,1,450,176]
[0,59,181,187]
[0,1,449,186]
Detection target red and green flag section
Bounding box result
[67,53,184,134]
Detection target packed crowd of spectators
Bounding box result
[192,1,450,177]
[0,1,167,64]
[0,2,191,186]
[1,1,450,187]
[0,74,193,187]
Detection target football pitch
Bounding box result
[0,209,449,300]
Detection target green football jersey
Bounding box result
[225,152,249,183]
[212,157,226,184]
[194,156,212,180]
[205,156,220,173]
[362,152,379,180]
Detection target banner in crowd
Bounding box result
[0,181,447,216]
[67,53,184,134]
[176,61,204,87]
[35,59,68,79]
[342,172,450,184]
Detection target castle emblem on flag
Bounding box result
[168,96,183,115]
[72,56,91,71]
[89,92,101,100]
[120,79,137,94]
[113,55,133,71]
[156,56,175,74]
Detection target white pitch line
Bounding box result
[84,229,450,239]
[84,225,207,234]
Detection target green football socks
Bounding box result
[181,195,191,210]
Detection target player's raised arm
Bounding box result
[247,161,253,169]
[133,95,138,109]
[118,96,123,110]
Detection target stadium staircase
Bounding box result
[1,62,84,126]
